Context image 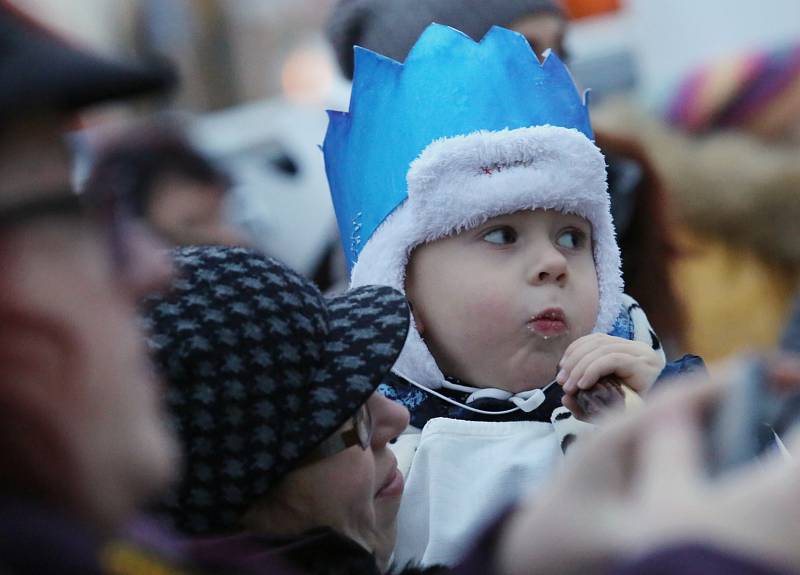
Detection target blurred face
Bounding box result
[0,120,179,532]
[249,393,409,571]
[406,210,599,393]
[510,12,567,60]
[147,174,244,247]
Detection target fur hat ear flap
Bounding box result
[407,302,425,335]
[404,265,425,335]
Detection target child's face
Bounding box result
[405,209,599,393]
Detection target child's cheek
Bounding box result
[458,286,517,339]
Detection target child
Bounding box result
[323,24,668,566]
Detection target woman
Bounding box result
[142,245,420,574]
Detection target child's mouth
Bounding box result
[527,308,568,337]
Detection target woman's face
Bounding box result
[249,392,409,570]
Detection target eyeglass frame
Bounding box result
[0,191,84,228]
[303,402,373,464]
[0,184,141,274]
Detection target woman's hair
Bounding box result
[241,477,315,537]
[83,123,229,218]
[595,130,687,353]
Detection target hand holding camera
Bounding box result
[498,355,800,575]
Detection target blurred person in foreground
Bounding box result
[83,122,247,248]
[0,3,253,574]
[498,353,800,575]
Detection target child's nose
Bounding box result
[527,244,568,286]
[370,392,410,449]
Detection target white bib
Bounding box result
[391,417,560,567]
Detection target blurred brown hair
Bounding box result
[596,130,687,352]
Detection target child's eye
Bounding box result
[556,229,587,249]
[482,226,517,245]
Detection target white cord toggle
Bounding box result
[508,389,547,412]
[462,387,546,413]
[394,370,556,416]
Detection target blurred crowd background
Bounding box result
[13,0,800,365]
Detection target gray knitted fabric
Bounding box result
[326,0,563,78]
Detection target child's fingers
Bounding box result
[559,333,612,372]
[558,334,618,388]
[561,341,654,393]
[560,344,616,393]
[575,353,637,391]
[558,335,645,385]
[576,353,659,393]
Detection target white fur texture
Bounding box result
[351,125,623,389]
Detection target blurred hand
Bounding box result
[496,373,800,575]
[764,352,800,392]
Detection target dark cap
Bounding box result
[141,246,410,535]
[0,1,176,121]
[326,0,564,79]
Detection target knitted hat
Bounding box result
[0,0,175,122]
[141,246,409,535]
[666,42,800,137]
[323,24,621,390]
[326,0,564,79]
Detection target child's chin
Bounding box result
[510,361,562,390]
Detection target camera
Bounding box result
[706,357,800,475]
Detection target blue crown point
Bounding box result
[323,23,596,270]
[403,23,490,67]
[478,24,543,69]
[350,46,404,114]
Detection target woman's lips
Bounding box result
[376,466,404,498]
[528,308,568,337]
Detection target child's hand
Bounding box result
[556,333,665,406]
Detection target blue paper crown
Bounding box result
[323,24,593,270]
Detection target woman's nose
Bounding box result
[120,221,175,298]
[369,392,410,449]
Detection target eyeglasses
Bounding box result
[0,184,140,274]
[0,191,83,228]
[305,403,373,463]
